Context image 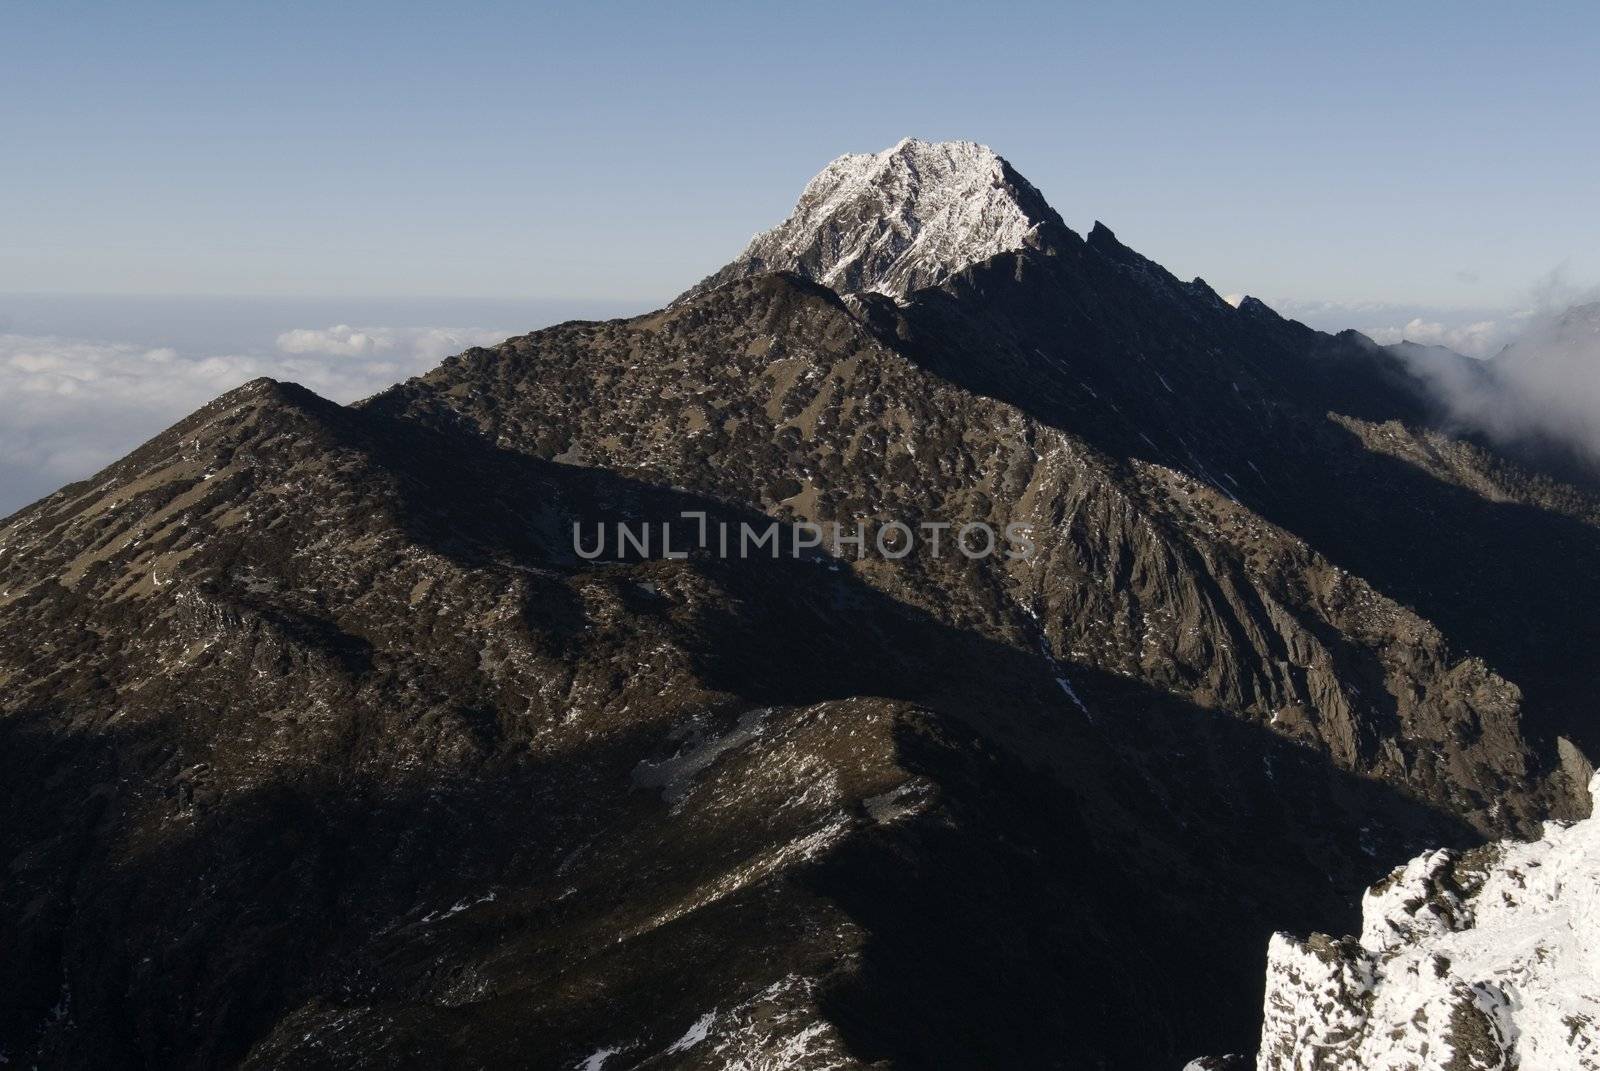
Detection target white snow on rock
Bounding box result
[665,976,855,1071]
[1255,772,1600,1070]
[574,975,853,1071]
[663,1010,715,1055]
[575,1044,625,1071]
[680,138,1060,301]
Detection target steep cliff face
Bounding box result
[2,141,1598,1069]
[1256,772,1600,1070]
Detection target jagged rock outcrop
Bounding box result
[1255,772,1600,1070]
[4,140,1599,1069]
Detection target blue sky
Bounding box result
[2,2,1599,512]
[6,1,1598,306]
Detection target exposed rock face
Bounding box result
[3,140,1599,1068]
[678,138,1065,301]
[1256,772,1600,1070]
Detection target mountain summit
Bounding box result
[679,138,1066,301]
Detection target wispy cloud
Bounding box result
[1401,300,1600,462]
[1367,266,1600,461]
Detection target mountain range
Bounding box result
[2,138,1596,1068]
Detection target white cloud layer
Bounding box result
[0,325,509,516]
[275,324,507,360]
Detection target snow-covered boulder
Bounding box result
[1256,773,1600,1069]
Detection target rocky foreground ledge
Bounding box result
[1252,773,1599,1070]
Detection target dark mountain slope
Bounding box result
[1,364,1486,1068]
[872,229,1600,758]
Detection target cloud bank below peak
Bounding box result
[1265,282,1600,464]
[0,323,512,517]
[275,324,508,360]
[1403,301,1600,465]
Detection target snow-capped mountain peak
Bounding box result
[679,137,1066,301]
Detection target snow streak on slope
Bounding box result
[1257,774,1600,1070]
[679,138,1060,301]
